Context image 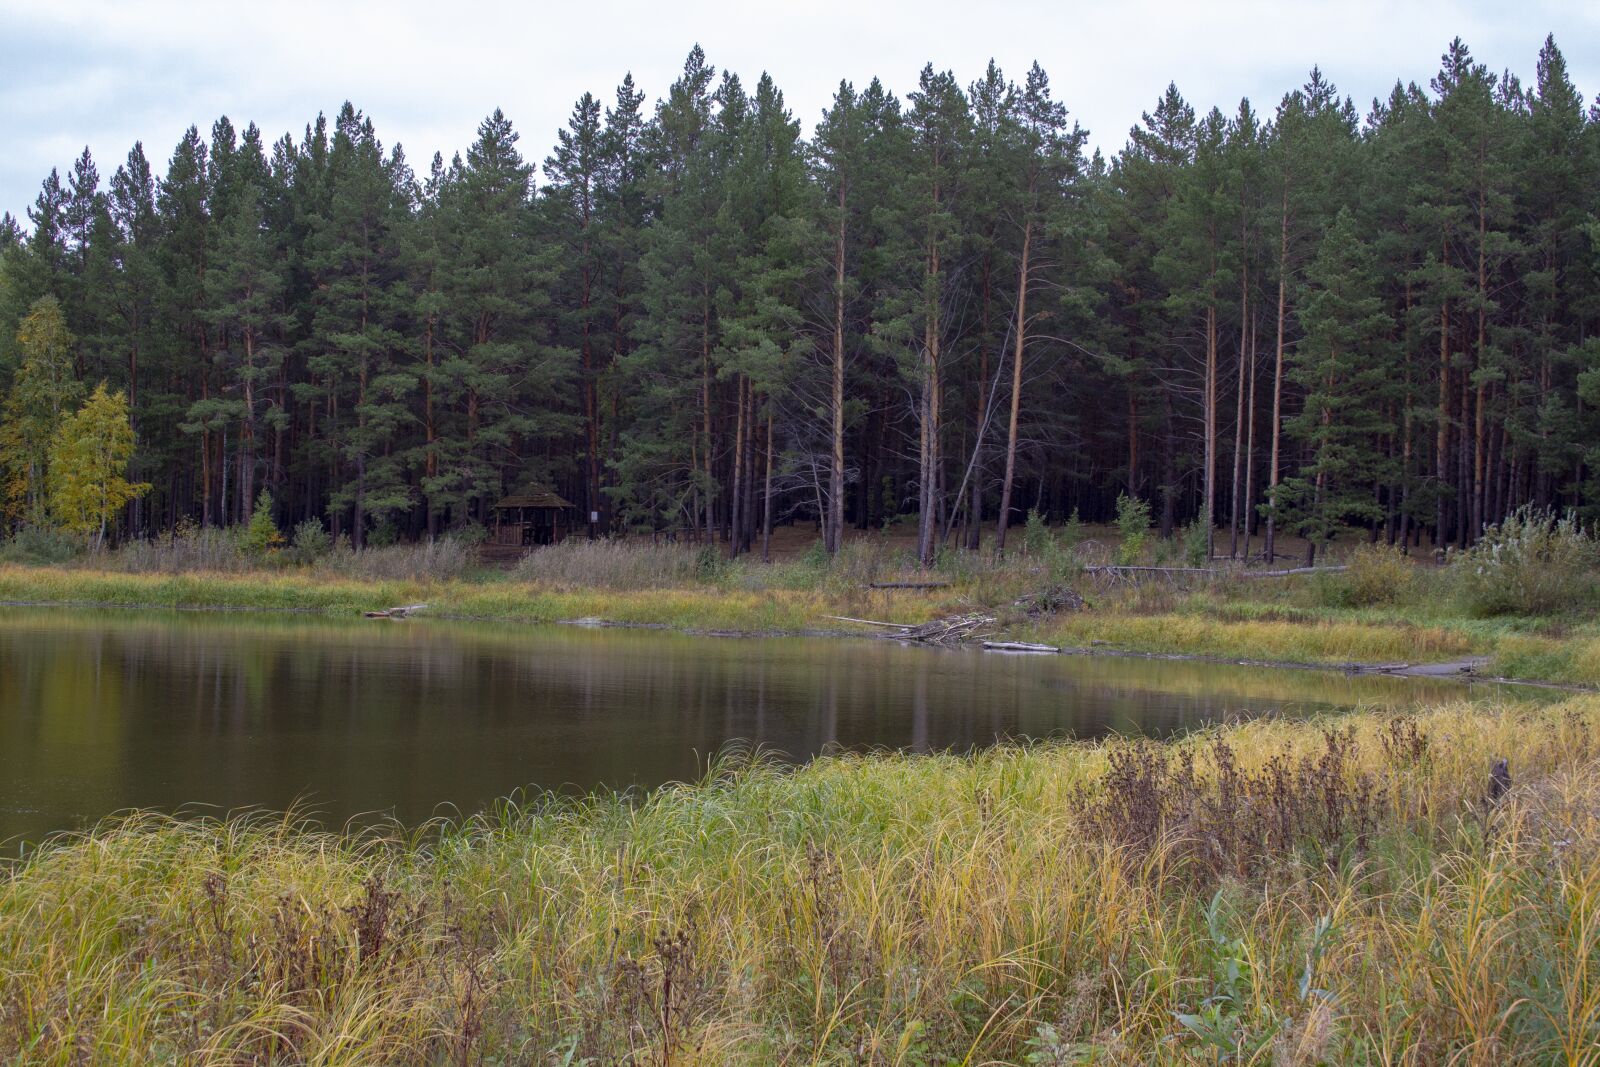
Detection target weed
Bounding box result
[1454,506,1600,616]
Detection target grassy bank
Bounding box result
[6,546,1600,686]
[0,563,910,634]
[7,509,1600,683]
[4,699,1598,1063]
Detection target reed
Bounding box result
[4,699,1599,1064]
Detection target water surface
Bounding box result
[0,607,1538,842]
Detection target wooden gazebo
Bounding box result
[491,485,576,548]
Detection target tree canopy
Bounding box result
[3,37,1597,557]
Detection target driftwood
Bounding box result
[903,612,996,644]
[1084,563,1347,581]
[825,611,996,645]
[1085,564,1217,576]
[983,640,1061,653]
[868,581,952,590]
[822,615,916,629]
[364,603,428,619]
[1240,565,1348,579]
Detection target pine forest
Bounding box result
[4,36,1598,565]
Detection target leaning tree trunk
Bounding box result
[995,219,1031,554]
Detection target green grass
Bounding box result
[6,539,1600,686]
[4,699,1599,1063]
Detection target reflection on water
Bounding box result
[0,607,1540,842]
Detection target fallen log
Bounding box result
[822,614,913,630]
[1084,564,1348,580]
[365,603,428,619]
[1084,565,1217,577]
[868,581,952,590]
[1239,565,1348,579]
[983,640,1061,654]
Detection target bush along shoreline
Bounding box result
[3,700,1598,1063]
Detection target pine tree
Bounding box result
[302,104,416,546]
[545,89,608,534]
[1113,83,1195,537]
[1279,209,1394,562]
[994,62,1086,552]
[891,64,968,565]
[430,109,567,527]
[618,46,729,536]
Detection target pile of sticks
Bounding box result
[364,603,428,619]
[824,611,996,645]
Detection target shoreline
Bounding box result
[3,571,1594,692]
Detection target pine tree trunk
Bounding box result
[995,219,1031,553]
[1265,192,1288,562]
[828,203,846,555]
[1473,194,1488,541]
[969,256,992,551]
[1436,268,1450,547]
[424,315,437,539]
[762,406,774,562]
[918,226,942,566]
[729,375,746,558]
[1203,300,1217,559]
[1229,272,1247,556]
[1242,310,1258,555]
[1127,376,1139,495]
[701,290,715,544]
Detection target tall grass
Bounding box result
[3,700,1598,1063]
[513,538,721,590]
[314,539,473,582]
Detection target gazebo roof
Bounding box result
[494,485,574,510]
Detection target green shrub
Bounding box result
[288,518,331,564]
[1181,519,1210,568]
[0,524,79,564]
[1453,506,1599,617]
[1317,542,1415,608]
[1114,493,1151,567]
[238,493,284,557]
[366,520,401,548]
[1022,508,1052,557]
[1059,508,1087,550]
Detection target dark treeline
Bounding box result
[3,36,1598,563]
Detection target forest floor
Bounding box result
[3,522,1599,688]
[5,697,1599,1063]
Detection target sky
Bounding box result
[2,0,1597,223]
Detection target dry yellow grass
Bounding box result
[1040,612,1480,666]
[4,699,1599,1063]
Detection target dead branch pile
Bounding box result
[1014,586,1085,616]
[823,611,996,645]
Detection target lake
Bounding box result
[0,607,1535,843]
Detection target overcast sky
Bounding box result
[2,0,1597,223]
